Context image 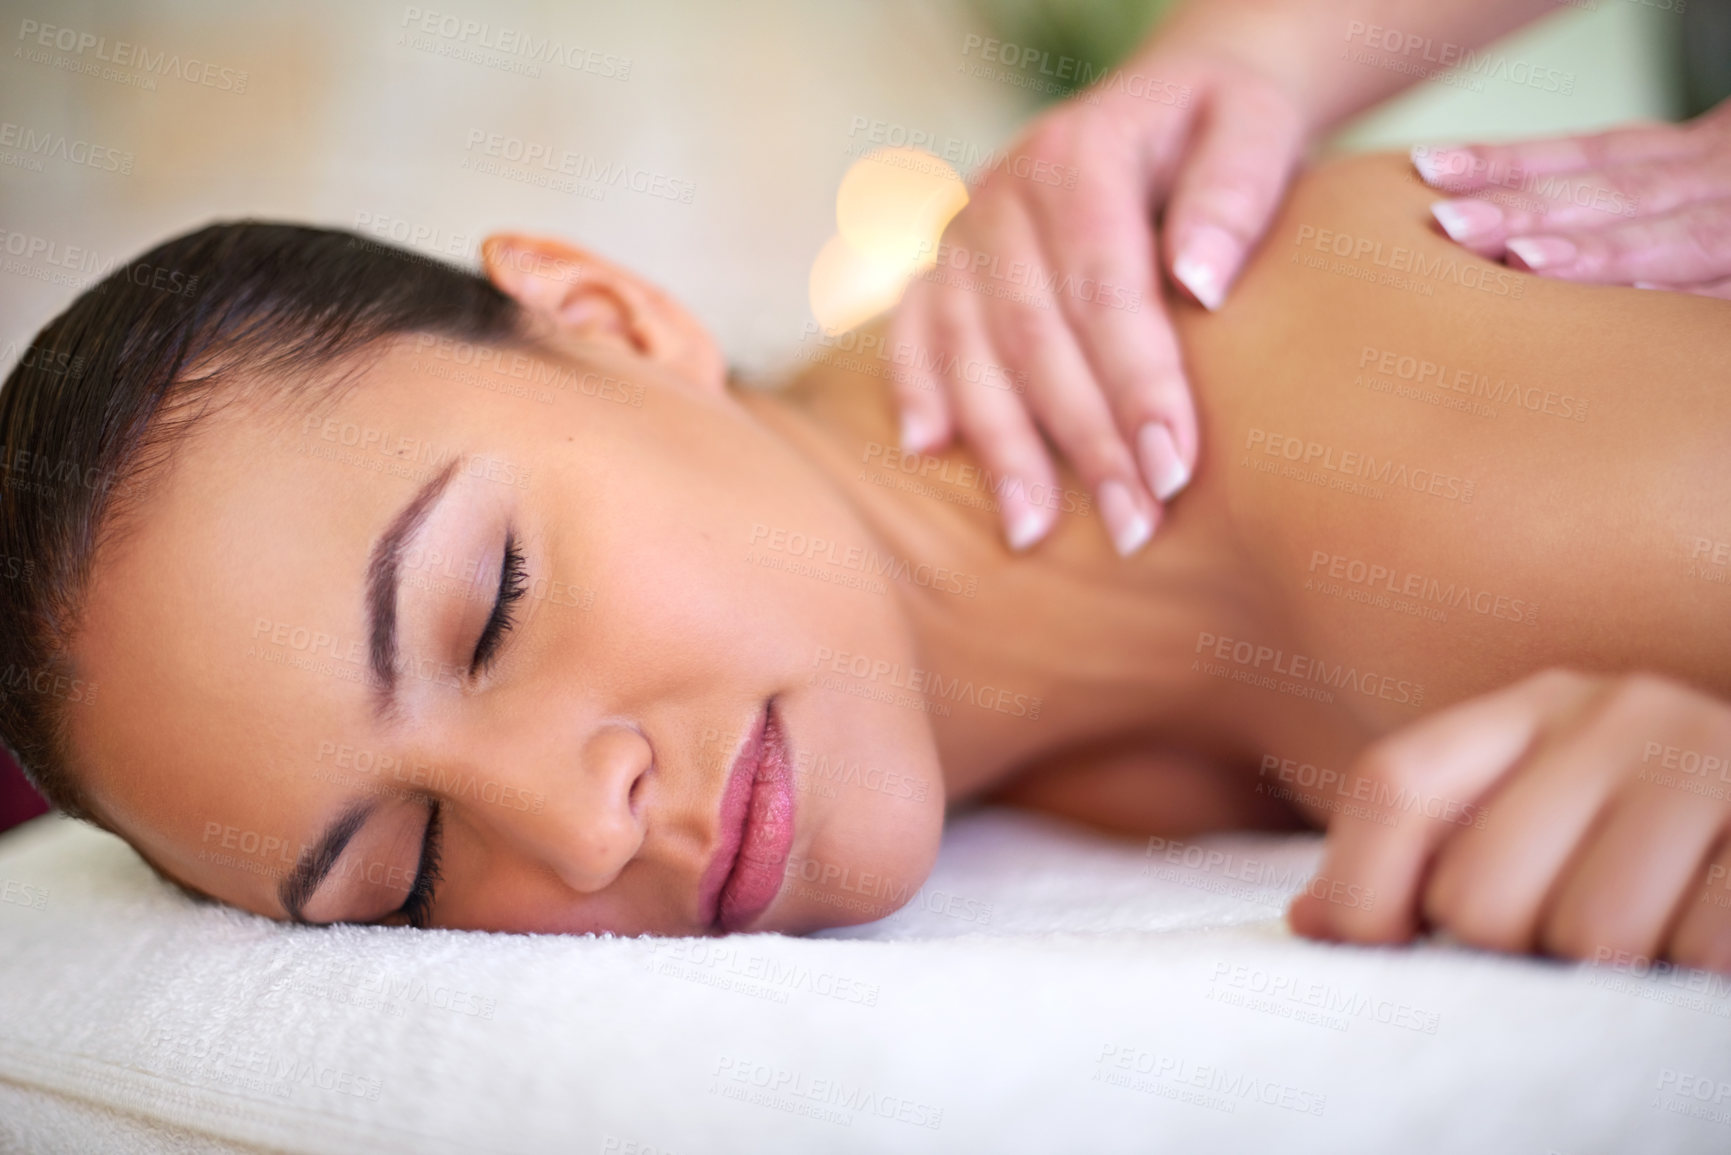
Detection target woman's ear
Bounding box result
[481,232,726,395]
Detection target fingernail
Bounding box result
[1173,224,1237,311]
[1429,199,1503,243]
[1137,422,1190,502]
[1411,145,1472,186]
[1097,480,1152,557]
[1505,236,1577,272]
[1001,486,1053,552]
[900,409,937,455]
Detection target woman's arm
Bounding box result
[984,739,1305,839]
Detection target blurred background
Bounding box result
[0,0,1718,829]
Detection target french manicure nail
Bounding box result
[1002,486,1053,552]
[1505,236,1577,272]
[1429,199,1503,243]
[1138,422,1190,502]
[1411,145,1472,186]
[1098,480,1152,557]
[1173,224,1238,311]
[900,410,937,454]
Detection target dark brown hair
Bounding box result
[0,221,522,824]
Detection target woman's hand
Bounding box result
[1419,95,1731,298]
[1290,669,1731,974]
[887,51,1309,556]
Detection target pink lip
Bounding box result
[698,699,794,933]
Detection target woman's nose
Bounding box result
[530,722,653,892]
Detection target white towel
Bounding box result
[1,808,1728,1153]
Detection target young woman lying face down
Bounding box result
[5,153,1731,968]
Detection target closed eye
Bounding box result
[471,533,527,674]
[393,799,442,929]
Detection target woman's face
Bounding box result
[66,238,946,935]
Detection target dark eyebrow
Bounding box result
[365,458,463,721]
[278,798,376,924]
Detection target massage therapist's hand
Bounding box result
[1419,94,1731,298]
[1291,669,1731,973]
[887,49,1310,557]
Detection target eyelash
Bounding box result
[399,800,443,929]
[398,536,520,928]
[471,534,528,674]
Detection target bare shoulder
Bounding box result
[1180,148,1731,727]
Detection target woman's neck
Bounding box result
[734,322,1314,801]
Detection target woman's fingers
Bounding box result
[886,282,954,455]
[1288,669,1597,944]
[1636,274,1731,300]
[979,205,1158,555]
[1016,105,1197,528]
[879,67,1256,557]
[1413,119,1696,194]
[1502,197,1731,286]
[1419,713,1631,956]
[929,283,1061,550]
[1538,767,1725,964]
[1430,151,1731,256]
[1164,74,1309,312]
[1420,95,1731,288]
[1669,836,1731,973]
